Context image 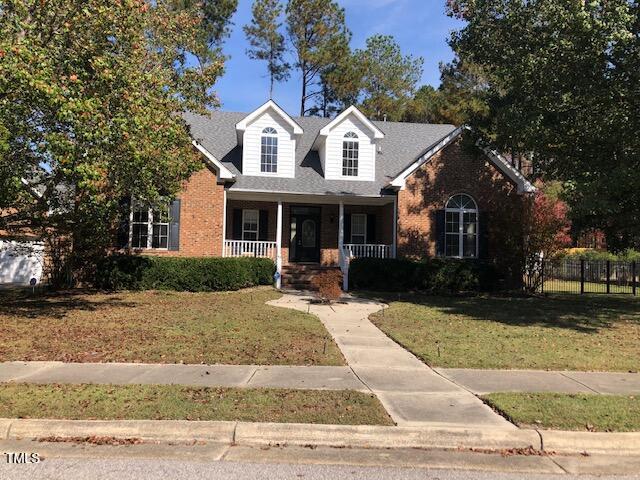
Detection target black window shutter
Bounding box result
[479,212,490,259]
[344,213,352,243]
[258,210,269,241]
[232,209,243,240]
[117,197,131,249]
[366,214,376,244]
[434,209,446,257]
[168,199,181,251]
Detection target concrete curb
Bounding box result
[539,430,640,455]
[234,422,540,450]
[4,419,236,444]
[2,418,639,455]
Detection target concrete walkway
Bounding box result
[0,361,364,391]
[437,368,640,395]
[3,361,637,396]
[268,293,514,429]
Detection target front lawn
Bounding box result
[369,293,639,371]
[0,383,392,425]
[0,288,344,365]
[483,392,640,432]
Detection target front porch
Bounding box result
[220,192,397,288]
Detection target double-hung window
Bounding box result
[342,131,359,177]
[260,127,278,173]
[131,203,170,249]
[350,213,367,244]
[242,209,259,241]
[444,194,478,258]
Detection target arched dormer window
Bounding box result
[445,194,478,258]
[342,132,359,176]
[261,127,278,173]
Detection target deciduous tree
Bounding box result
[447,0,640,250]
[0,0,236,285]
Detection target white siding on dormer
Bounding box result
[242,109,296,178]
[323,116,376,181]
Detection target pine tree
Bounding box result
[244,0,290,98]
[285,0,351,116]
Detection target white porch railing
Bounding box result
[342,244,393,259]
[223,240,277,260]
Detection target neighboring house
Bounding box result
[0,174,72,286]
[122,100,535,289]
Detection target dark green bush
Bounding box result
[95,255,275,292]
[349,257,502,293]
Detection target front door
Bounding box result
[290,207,321,263]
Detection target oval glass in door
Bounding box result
[301,219,316,247]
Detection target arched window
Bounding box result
[261,127,278,173]
[342,132,359,176]
[445,194,478,258]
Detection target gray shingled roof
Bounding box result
[184,110,457,197]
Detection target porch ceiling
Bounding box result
[226,190,395,206]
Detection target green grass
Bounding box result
[368,293,640,371]
[0,383,392,425]
[483,392,640,432]
[0,287,344,365]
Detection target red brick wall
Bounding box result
[144,166,224,257]
[397,138,523,259]
[144,137,523,264]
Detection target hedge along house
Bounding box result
[122,100,535,290]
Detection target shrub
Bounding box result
[311,269,343,303]
[348,257,502,293]
[347,258,418,291]
[557,248,640,262]
[95,255,275,292]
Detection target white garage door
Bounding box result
[0,240,45,285]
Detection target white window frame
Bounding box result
[342,131,359,177]
[444,194,479,259]
[130,203,170,250]
[242,209,259,241]
[260,127,278,174]
[350,213,367,244]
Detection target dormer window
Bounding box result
[261,127,278,173]
[342,131,359,177]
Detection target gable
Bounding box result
[240,108,297,178]
[389,129,535,194]
[235,100,303,144]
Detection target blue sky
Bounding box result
[214,0,464,114]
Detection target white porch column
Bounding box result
[338,201,344,262]
[338,201,348,291]
[221,189,227,257]
[275,200,283,289]
[392,194,398,258]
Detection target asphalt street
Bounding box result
[2,457,638,480]
[1,440,639,480]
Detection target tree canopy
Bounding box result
[0,0,237,283]
[355,35,423,121]
[285,0,351,116]
[243,0,423,119]
[447,0,640,250]
[244,0,290,98]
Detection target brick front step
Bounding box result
[281,264,340,291]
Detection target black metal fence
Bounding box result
[542,259,638,295]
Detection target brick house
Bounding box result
[123,100,534,289]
